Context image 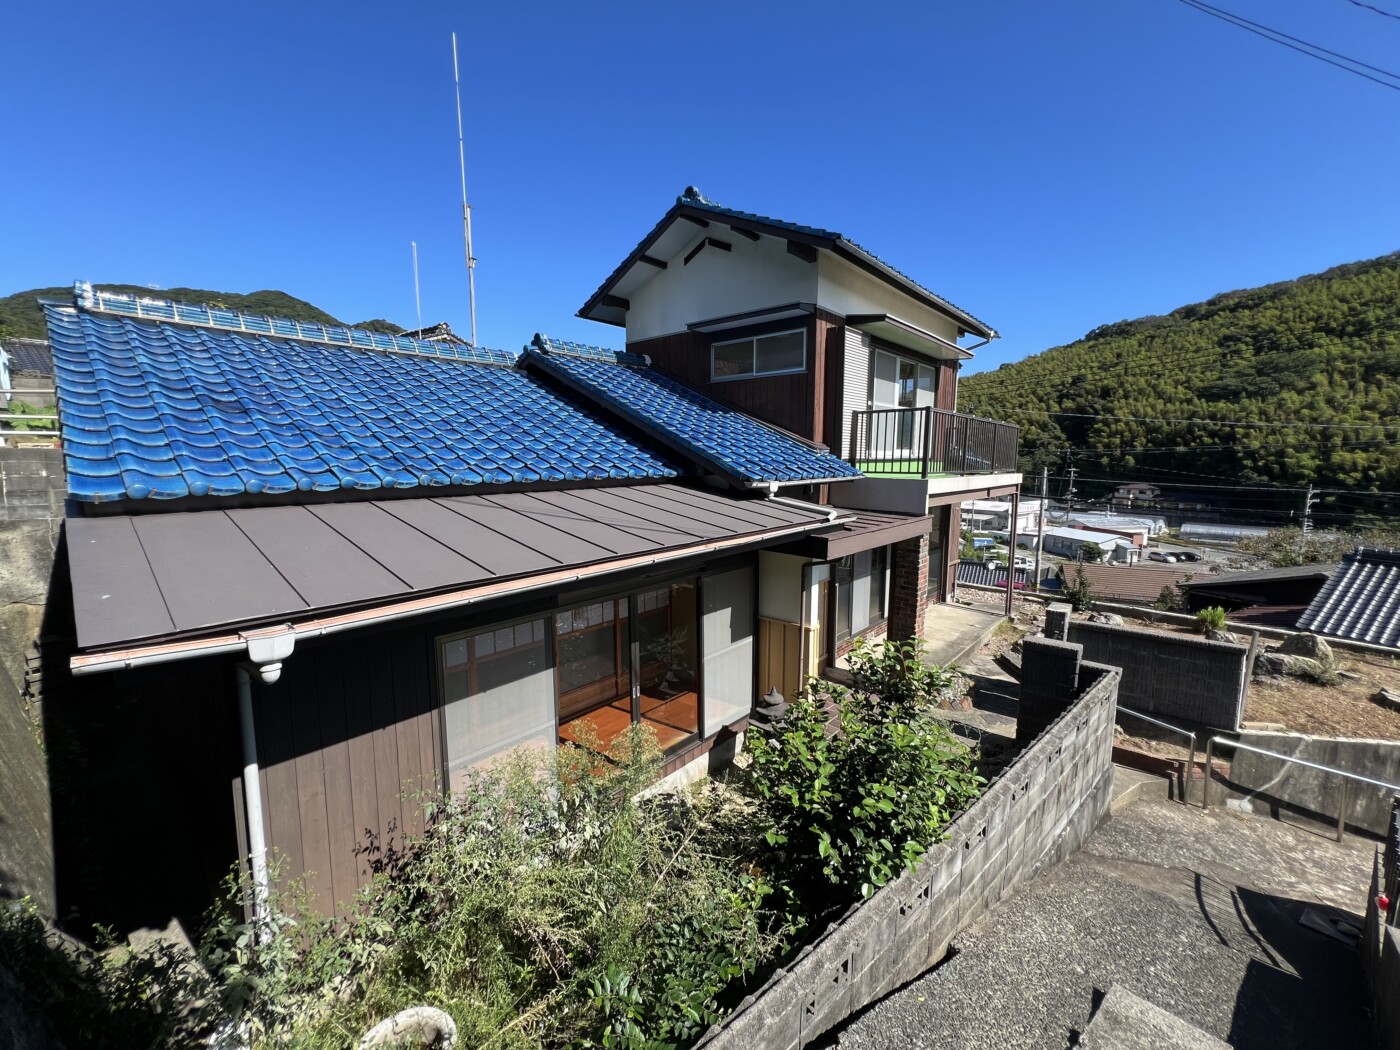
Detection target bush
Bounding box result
[744,639,984,902]
[200,726,792,1049]
[1154,583,1186,612]
[1195,606,1228,633]
[1059,565,1095,611]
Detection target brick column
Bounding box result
[888,534,930,643]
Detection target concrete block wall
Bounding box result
[1066,619,1248,729]
[1017,636,1084,746]
[0,447,65,521]
[696,662,1121,1050]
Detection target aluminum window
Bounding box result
[710,329,806,382]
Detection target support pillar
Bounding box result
[1006,489,1020,618]
[888,534,930,643]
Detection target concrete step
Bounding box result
[1078,985,1232,1049]
[1110,764,1173,815]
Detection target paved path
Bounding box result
[921,603,1005,669]
[826,796,1376,1050]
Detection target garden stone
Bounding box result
[1278,632,1333,664]
[1088,613,1124,626]
[1205,629,1238,644]
[1253,652,1326,679]
[359,1006,457,1049]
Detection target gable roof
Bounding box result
[47,286,680,504]
[1179,563,1336,589]
[1062,564,1199,603]
[578,187,997,339]
[1296,548,1400,649]
[523,335,863,489]
[2,338,54,376]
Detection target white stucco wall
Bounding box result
[816,255,963,343]
[626,234,818,343]
[758,550,806,624]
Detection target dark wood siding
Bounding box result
[936,360,959,411]
[629,323,820,442]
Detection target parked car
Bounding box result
[1147,551,1177,563]
[1176,551,1203,562]
[1013,554,1035,571]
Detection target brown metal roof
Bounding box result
[66,483,840,653]
[1067,564,1201,603]
[778,510,933,560]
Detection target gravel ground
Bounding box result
[827,796,1375,1050]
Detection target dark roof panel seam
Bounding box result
[430,497,578,568]
[365,500,491,579]
[504,492,632,556]
[563,488,715,544]
[224,510,320,611]
[479,492,629,558]
[277,505,417,595]
[601,485,779,536]
[126,513,180,631]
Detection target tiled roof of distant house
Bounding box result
[45,286,680,503]
[1296,548,1400,649]
[1062,564,1200,603]
[1,337,54,376]
[579,187,997,339]
[524,334,863,488]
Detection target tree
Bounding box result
[1080,544,1105,564]
[1058,564,1095,611]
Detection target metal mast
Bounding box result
[411,241,422,333]
[452,31,478,346]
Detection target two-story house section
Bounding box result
[580,187,1023,679]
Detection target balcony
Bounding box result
[848,407,1020,479]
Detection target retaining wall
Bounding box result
[0,447,64,522]
[1363,801,1400,1050]
[1233,731,1400,836]
[694,661,1121,1050]
[1064,620,1247,729]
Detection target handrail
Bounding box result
[1117,705,1198,805]
[848,405,1020,477]
[1204,734,1400,841]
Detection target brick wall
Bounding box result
[888,534,929,641]
[695,659,1121,1049]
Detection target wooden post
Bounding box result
[1006,490,1020,619]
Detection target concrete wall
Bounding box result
[1364,807,1400,1050]
[1065,620,1248,730]
[694,661,1121,1050]
[1233,731,1400,836]
[0,447,63,911]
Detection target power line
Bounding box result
[1344,0,1400,21]
[1002,409,1400,430]
[1172,0,1400,93]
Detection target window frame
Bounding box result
[709,327,808,383]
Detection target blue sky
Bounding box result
[3,0,1397,373]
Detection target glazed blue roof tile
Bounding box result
[47,292,679,503]
[527,335,862,486]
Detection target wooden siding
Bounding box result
[941,505,961,603]
[936,360,959,412]
[758,616,803,700]
[244,627,441,917]
[629,323,820,442]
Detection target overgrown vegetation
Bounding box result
[959,252,1400,512]
[1237,526,1400,567]
[1154,582,1187,612]
[745,639,983,901]
[3,645,983,1049]
[1195,606,1228,633]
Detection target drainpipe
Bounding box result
[236,665,271,929]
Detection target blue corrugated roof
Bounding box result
[47,294,680,503]
[526,335,862,487]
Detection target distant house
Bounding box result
[1179,563,1335,627]
[1041,526,1136,563]
[1066,510,1166,540]
[1296,548,1400,649]
[962,497,1045,535]
[1113,482,1160,502]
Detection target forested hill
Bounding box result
[958,253,1400,501]
[0,284,403,340]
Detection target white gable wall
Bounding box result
[817,254,963,343]
[625,234,818,343]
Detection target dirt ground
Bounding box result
[957,585,1400,750]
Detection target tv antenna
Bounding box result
[411,241,422,333]
[452,31,478,346]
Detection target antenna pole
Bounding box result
[411,241,422,333]
[452,32,478,346]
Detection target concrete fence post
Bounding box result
[1044,603,1072,642]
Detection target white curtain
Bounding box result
[702,567,755,737]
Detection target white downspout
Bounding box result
[236,665,271,927]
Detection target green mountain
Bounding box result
[0,284,403,340]
[958,253,1400,514]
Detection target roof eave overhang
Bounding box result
[68,512,843,677]
[846,313,972,361]
[832,241,998,341]
[776,512,933,560]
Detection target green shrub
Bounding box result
[200,725,791,1050]
[1059,565,1095,611]
[745,641,984,902]
[1195,606,1228,633]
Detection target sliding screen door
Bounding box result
[702,566,756,737]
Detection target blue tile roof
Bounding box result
[527,335,862,487]
[1,338,54,376]
[47,292,680,503]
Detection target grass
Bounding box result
[852,459,950,478]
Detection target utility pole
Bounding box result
[1066,465,1078,508]
[1300,484,1318,552]
[1033,465,1048,591]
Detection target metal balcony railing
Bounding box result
[848,407,1020,479]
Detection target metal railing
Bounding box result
[1204,735,1400,842]
[1117,705,1198,804]
[848,406,1019,478]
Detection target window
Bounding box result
[871,350,937,409]
[702,567,755,736]
[440,617,554,790]
[555,598,630,725]
[833,547,890,644]
[636,582,700,749]
[711,329,806,381]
